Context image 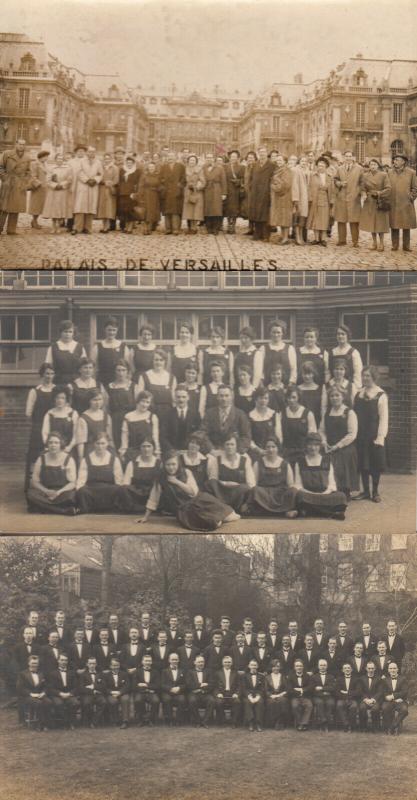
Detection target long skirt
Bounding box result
[248,485,297,516]
[357,440,386,474]
[26,488,77,515]
[331,444,359,492]
[77,483,123,513]
[116,485,151,513]
[206,479,251,513]
[295,489,347,518]
[176,491,234,532]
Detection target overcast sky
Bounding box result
[3,0,417,93]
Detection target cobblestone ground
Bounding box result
[0,214,416,269]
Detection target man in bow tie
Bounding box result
[214,654,241,727]
[16,655,53,731]
[311,658,336,731]
[50,610,72,648]
[47,653,80,729]
[335,663,360,732]
[186,654,215,727]
[79,656,106,728]
[40,631,66,675]
[177,631,199,673]
[381,662,409,735]
[161,653,187,726]
[133,653,161,726]
[287,659,314,731]
[358,661,383,732]
[104,657,131,729]
[242,659,265,732]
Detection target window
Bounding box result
[247,311,293,343]
[232,125,238,141]
[197,314,241,342]
[61,572,80,595]
[274,271,320,288]
[24,271,69,287]
[0,313,50,372]
[356,102,366,127]
[19,88,30,110]
[288,534,303,554]
[20,53,36,72]
[365,534,380,552]
[319,534,329,553]
[321,565,328,587]
[389,564,407,591]
[338,535,353,552]
[337,562,353,590]
[365,566,380,592]
[270,93,281,107]
[272,115,280,133]
[124,272,169,289]
[224,273,269,289]
[341,311,389,371]
[355,134,366,163]
[391,139,404,156]
[149,123,155,138]
[391,534,408,550]
[73,272,118,288]
[17,123,29,141]
[393,103,404,125]
[324,271,368,288]
[353,69,367,87]
[175,273,219,289]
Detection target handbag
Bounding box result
[133,205,145,221]
[376,196,391,212]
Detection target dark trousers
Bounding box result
[214,695,241,725]
[382,700,408,731]
[243,697,264,725]
[161,692,186,723]
[359,700,381,730]
[336,699,358,729]
[266,696,290,727]
[81,693,106,725]
[391,228,411,250]
[0,211,19,234]
[107,694,130,724]
[23,696,53,727]
[314,695,335,725]
[337,221,359,245]
[253,221,269,240]
[164,213,181,233]
[291,697,313,727]
[51,695,80,725]
[188,693,215,724]
[205,216,223,234]
[134,690,160,722]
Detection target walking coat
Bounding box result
[307,173,335,231]
[291,166,309,219]
[359,171,391,233]
[248,159,276,223]
[97,164,119,220]
[67,157,84,217]
[182,165,206,221]
[42,165,73,219]
[0,148,32,213]
[270,165,294,227]
[224,162,245,217]
[137,172,162,224]
[159,162,186,215]
[28,159,49,215]
[333,164,363,223]
[388,166,417,229]
[73,157,103,215]
[202,164,227,217]
[241,162,254,218]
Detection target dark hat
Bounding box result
[37,150,50,159]
[368,157,382,168]
[392,152,408,162]
[306,432,322,445]
[316,156,329,167]
[74,143,86,152]
[227,149,240,158]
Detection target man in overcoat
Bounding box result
[333,150,362,247]
[388,154,417,251]
[159,151,186,235]
[248,146,276,241]
[0,139,32,234]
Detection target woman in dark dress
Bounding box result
[120,390,160,462]
[281,386,316,467]
[77,433,124,513]
[41,386,78,454]
[321,386,359,499]
[233,326,263,388]
[328,324,363,391]
[119,438,161,513]
[234,365,256,415]
[298,361,324,428]
[170,322,198,383]
[139,450,240,531]
[248,436,298,518]
[183,362,201,417]
[353,366,388,503]
[206,434,255,513]
[248,387,281,456]
[179,431,211,490]
[199,361,226,419]
[45,320,87,385]
[107,359,137,451]
[91,315,130,388]
[294,432,347,520]
[266,365,287,415]
[76,389,113,461]
[259,320,297,386]
[198,326,233,387]
[69,358,103,415]
[25,362,56,491]
[132,324,156,383]
[322,358,355,415]
[27,432,77,515]
[297,327,328,387]
[138,349,176,433]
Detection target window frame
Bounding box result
[0,312,51,373]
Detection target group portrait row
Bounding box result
[23,315,390,527]
[1,138,416,251]
[11,610,410,735]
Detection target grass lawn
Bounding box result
[0,709,416,800]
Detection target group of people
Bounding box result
[13,610,409,734]
[24,316,389,527]
[1,139,416,249]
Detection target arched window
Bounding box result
[20,53,36,72]
[391,139,404,156]
[108,84,120,99]
[353,69,367,87]
[270,92,281,107]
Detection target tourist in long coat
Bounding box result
[72,146,103,234]
[97,154,119,232]
[241,151,257,234]
[182,155,206,233]
[333,151,362,247]
[117,156,141,234]
[248,146,276,241]
[66,144,87,230]
[224,150,245,234]
[137,162,162,234]
[388,154,417,252]
[202,153,227,234]
[42,153,73,233]
[359,158,391,251]
[291,155,310,244]
[270,155,294,245]
[0,140,32,235]
[307,157,335,246]
[159,153,186,235]
[28,150,50,228]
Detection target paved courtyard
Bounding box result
[1,467,414,536]
[0,214,417,269]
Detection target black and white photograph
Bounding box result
[0,268,415,534]
[0,531,416,800]
[0,0,417,268]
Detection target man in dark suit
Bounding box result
[186,654,215,727]
[46,653,80,729]
[214,654,241,727]
[348,642,368,678]
[277,635,295,676]
[13,627,42,673]
[248,146,277,241]
[107,613,128,655]
[159,152,186,235]
[265,659,289,729]
[49,610,73,648]
[266,620,280,656]
[93,628,114,673]
[120,627,145,675]
[192,615,210,652]
[242,659,265,731]
[138,611,156,654]
[287,659,314,731]
[252,632,273,676]
[242,618,256,649]
[82,612,100,647]
[151,630,172,673]
[383,620,406,670]
[204,630,229,673]
[17,654,53,731]
[381,662,409,735]
[312,619,329,655]
[166,615,184,652]
[103,657,131,729]
[356,622,378,659]
[22,610,44,645]
[202,386,251,453]
[287,621,304,654]
[358,662,383,732]
[68,628,92,677]
[40,630,66,675]
[299,634,319,677]
[132,653,160,725]
[162,385,200,451]
[311,658,336,731]
[335,663,360,731]
[335,622,354,662]
[323,637,342,675]
[177,632,200,672]
[219,615,236,649]
[372,640,392,677]
[161,653,187,725]
[229,631,254,678]
[79,656,106,728]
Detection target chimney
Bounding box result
[294,73,303,84]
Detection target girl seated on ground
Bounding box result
[206,434,255,514]
[27,432,77,515]
[76,433,124,514]
[248,436,298,518]
[119,438,161,513]
[294,432,347,520]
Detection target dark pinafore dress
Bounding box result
[179,455,209,490]
[234,349,257,385]
[158,473,234,532]
[45,409,76,449]
[268,386,286,414]
[51,342,84,384]
[295,454,347,517]
[249,411,277,450]
[249,458,297,515]
[201,348,232,386]
[132,346,156,383]
[329,347,355,383]
[96,341,128,387]
[25,386,55,490]
[143,372,174,430]
[108,382,136,450]
[263,343,291,385]
[297,349,326,386]
[282,407,309,467]
[205,384,221,412]
[171,348,198,383]
[234,389,256,415]
[27,454,76,514]
[325,408,359,492]
[69,380,100,415]
[207,455,250,512]
[81,411,110,452]
[299,387,322,427]
[77,453,121,513]
[354,391,387,474]
[120,458,161,512]
[124,412,154,462]
[324,380,354,409]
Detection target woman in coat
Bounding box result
[28,150,50,229]
[242,151,257,235]
[307,157,334,246]
[388,154,417,252]
[117,156,141,234]
[291,155,310,244]
[97,153,119,233]
[224,150,245,234]
[269,155,294,245]
[359,158,391,251]
[202,153,227,234]
[183,155,205,233]
[42,154,73,233]
[137,162,162,234]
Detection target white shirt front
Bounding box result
[224,669,231,691]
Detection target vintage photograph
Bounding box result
[0,268,415,534]
[0,531,416,800]
[0,0,417,268]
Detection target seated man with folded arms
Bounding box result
[133,653,161,726]
[335,663,360,732]
[186,654,215,728]
[381,662,409,735]
[214,654,241,727]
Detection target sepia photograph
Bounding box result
[0,531,416,800]
[0,0,417,268]
[0,267,415,535]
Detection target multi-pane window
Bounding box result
[17,123,29,141]
[391,139,404,156]
[0,313,50,371]
[18,88,30,110]
[319,534,329,552]
[274,271,320,288]
[341,311,389,371]
[393,103,404,125]
[224,273,269,289]
[247,311,292,343]
[391,534,408,550]
[365,534,381,552]
[355,134,366,162]
[356,102,366,127]
[324,271,368,288]
[338,534,353,552]
[389,564,407,591]
[73,271,118,288]
[365,566,380,592]
[272,115,280,133]
[197,314,241,342]
[337,562,353,590]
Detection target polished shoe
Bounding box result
[320,240,327,247]
[351,492,371,501]
[120,722,128,729]
[372,493,382,503]
[256,724,263,732]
